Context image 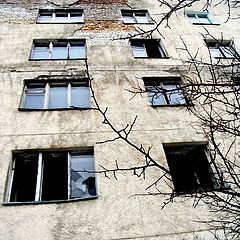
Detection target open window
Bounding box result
[20,78,90,110]
[143,77,187,106]
[206,40,239,59]
[7,150,96,203]
[164,144,218,193]
[30,40,86,60]
[131,39,167,58]
[37,9,84,23]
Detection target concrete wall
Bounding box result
[0,0,238,239]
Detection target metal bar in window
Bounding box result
[68,82,71,108]
[7,158,16,202]
[49,42,53,59]
[67,42,70,59]
[35,153,43,201]
[67,152,71,199]
[44,83,50,109]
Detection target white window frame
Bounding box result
[31,40,86,60]
[207,41,239,59]
[22,80,91,109]
[37,9,84,23]
[121,10,150,24]
[7,151,96,203]
[144,78,187,106]
[186,11,213,24]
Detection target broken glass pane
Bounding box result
[70,154,96,199]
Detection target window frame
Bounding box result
[19,78,91,111]
[37,9,84,24]
[5,149,97,205]
[130,39,168,59]
[163,144,220,194]
[186,11,214,25]
[206,40,240,59]
[30,39,86,60]
[143,77,188,107]
[121,9,152,24]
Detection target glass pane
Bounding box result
[209,47,222,58]
[69,44,85,59]
[48,85,68,108]
[188,16,199,24]
[38,15,52,23]
[165,84,186,105]
[52,43,68,59]
[221,46,235,58]
[123,15,136,23]
[135,13,149,23]
[55,11,68,22]
[132,45,148,57]
[31,46,49,59]
[25,87,45,109]
[70,12,83,22]
[198,15,211,24]
[71,86,90,108]
[147,86,166,105]
[70,154,96,199]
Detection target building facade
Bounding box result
[0,0,239,239]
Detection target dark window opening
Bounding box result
[131,39,167,58]
[10,153,39,202]
[164,145,216,193]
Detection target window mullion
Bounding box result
[7,158,16,202]
[52,12,55,22]
[35,153,43,201]
[44,83,50,109]
[67,152,71,199]
[68,12,70,22]
[133,13,137,23]
[68,83,71,108]
[67,42,70,59]
[49,42,53,59]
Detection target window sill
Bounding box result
[18,107,92,111]
[192,23,220,25]
[151,103,192,108]
[2,195,98,206]
[36,22,84,24]
[29,58,87,61]
[123,22,155,25]
[134,56,170,59]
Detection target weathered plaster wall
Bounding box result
[0,0,238,239]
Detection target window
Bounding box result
[30,40,86,60]
[206,40,239,59]
[37,9,84,23]
[186,11,213,24]
[7,150,96,203]
[131,39,167,58]
[20,79,90,110]
[143,77,187,106]
[164,144,217,193]
[121,10,151,23]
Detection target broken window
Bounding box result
[206,40,239,59]
[31,40,86,60]
[164,144,217,193]
[8,150,96,203]
[37,9,84,23]
[131,39,167,58]
[121,10,151,24]
[21,79,90,110]
[186,11,213,24]
[143,77,187,106]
